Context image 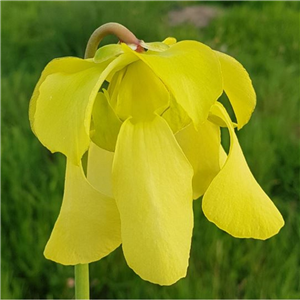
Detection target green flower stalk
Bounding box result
[29,22,284,287]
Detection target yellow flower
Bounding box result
[29,26,284,285]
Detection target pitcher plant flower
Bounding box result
[29,22,284,287]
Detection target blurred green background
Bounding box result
[1,1,300,299]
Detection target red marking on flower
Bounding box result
[135,44,145,53]
[118,40,145,53]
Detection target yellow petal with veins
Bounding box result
[122,41,223,126]
[29,57,98,133]
[31,53,137,164]
[176,121,221,199]
[112,116,194,285]
[202,103,284,239]
[44,159,121,264]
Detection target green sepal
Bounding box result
[94,44,124,63]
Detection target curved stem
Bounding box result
[84,22,139,59]
[75,264,90,299]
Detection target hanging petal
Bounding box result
[44,159,121,265]
[87,142,114,198]
[176,121,221,199]
[215,51,256,129]
[91,91,122,152]
[29,57,98,132]
[121,41,223,126]
[112,116,194,285]
[31,53,137,164]
[202,103,284,239]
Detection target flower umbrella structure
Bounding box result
[29,23,284,286]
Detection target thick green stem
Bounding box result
[84,22,139,59]
[75,264,90,299]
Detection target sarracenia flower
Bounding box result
[29,23,284,285]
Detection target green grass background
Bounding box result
[1,1,299,299]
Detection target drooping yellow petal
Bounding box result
[115,60,169,121]
[91,91,122,152]
[33,59,104,163]
[122,41,223,125]
[87,142,114,198]
[215,51,256,129]
[29,57,97,132]
[202,103,284,239]
[31,53,137,164]
[44,159,121,265]
[176,121,221,199]
[112,116,194,285]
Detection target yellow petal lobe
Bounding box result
[176,121,221,199]
[29,57,98,134]
[202,103,284,239]
[44,159,121,265]
[215,51,256,129]
[112,116,194,285]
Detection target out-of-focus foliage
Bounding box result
[1,1,299,299]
